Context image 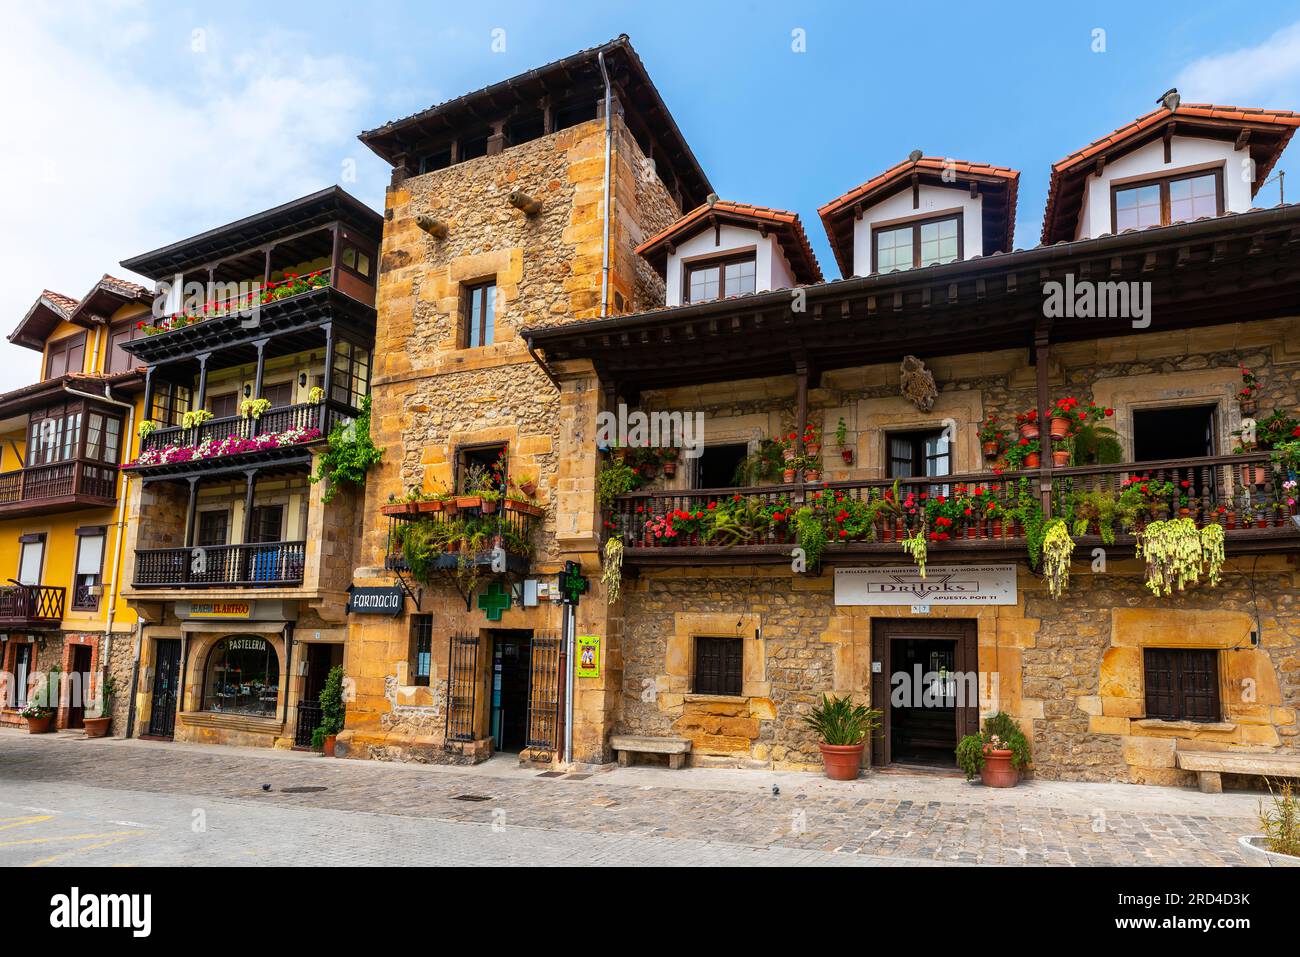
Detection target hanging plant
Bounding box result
[1200,522,1225,587]
[240,397,272,420]
[1136,518,1203,597]
[900,531,928,578]
[311,395,383,503]
[137,419,160,439]
[602,535,624,604]
[1041,519,1074,599]
[795,506,827,571]
[181,408,214,430]
[308,385,325,404]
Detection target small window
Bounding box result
[248,505,284,544]
[72,528,106,611]
[410,615,433,686]
[694,443,750,489]
[18,534,45,585]
[340,244,372,278]
[887,429,951,479]
[457,444,507,495]
[106,322,139,375]
[44,332,86,380]
[873,214,962,273]
[262,382,293,408]
[1143,648,1221,722]
[198,510,229,547]
[12,643,32,708]
[152,382,193,428]
[330,339,371,409]
[1132,405,1216,462]
[84,412,123,465]
[209,392,238,420]
[1113,170,1222,232]
[694,636,743,696]
[463,282,496,348]
[684,254,756,304]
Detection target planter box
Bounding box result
[504,499,544,518]
[415,500,444,514]
[381,503,418,516]
[1238,835,1300,867]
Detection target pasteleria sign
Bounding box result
[835,565,1017,606]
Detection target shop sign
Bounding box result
[347,585,405,616]
[188,601,253,618]
[834,565,1017,606]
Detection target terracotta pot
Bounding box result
[1023,452,1041,469]
[841,448,854,465]
[1257,518,1269,529]
[455,495,482,509]
[804,469,821,483]
[323,734,337,757]
[982,441,999,458]
[782,469,796,484]
[381,502,418,516]
[783,448,796,463]
[1226,514,1237,530]
[1240,398,1258,416]
[990,520,1003,539]
[806,442,821,457]
[415,500,443,513]
[818,742,864,781]
[1178,507,1191,518]
[25,715,53,734]
[1052,450,1071,467]
[519,480,538,497]
[1019,422,1039,440]
[1049,416,1071,440]
[980,748,1019,788]
[480,500,498,514]
[663,462,676,477]
[443,501,459,518]
[83,716,110,738]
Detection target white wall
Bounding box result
[1074,136,1252,241]
[850,184,984,277]
[664,224,798,307]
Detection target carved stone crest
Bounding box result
[899,355,937,412]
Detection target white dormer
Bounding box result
[636,200,823,308]
[818,158,1019,280]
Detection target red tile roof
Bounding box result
[818,157,1020,278]
[635,200,823,285]
[69,274,154,325]
[40,290,79,318]
[1041,103,1300,244]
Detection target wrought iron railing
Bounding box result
[609,452,1293,551]
[526,634,563,760]
[132,541,307,588]
[0,584,66,623]
[0,459,117,507]
[445,634,480,745]
[141,401,350,453]
[382,498,543,572]
[294,700,323,748]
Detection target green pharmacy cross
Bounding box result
[477,581,512,621]
[559,560,589,606]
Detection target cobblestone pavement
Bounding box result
[0,731,1261,866]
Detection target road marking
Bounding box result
[26,835,134,868]
[0,829,138,848]
[0,815,53,831]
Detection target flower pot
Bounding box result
[83,716,111,738]
[1238,835,1300,867]
[1019,422,1039,441]
[323,734,337,757]
[663,462,677,477]
[1226,514,1237,530]
[443,501,459,518]
[783,448,796,463]
[1257,518,1269,529]
[965,525,977,539]
[25,715,53,734]
[381,502,419,516]
[455,495,482,510]
[1049,416,1071,440]
[990,520,1003,539]
[782,468,796,484]
[1051,450,1071,467]
[806,442,821,457]
[1178,507,1191,518]
[519,480,538,497]
[818,742,864,781]
[1240,398,1258,416]
[804,469,821,483]
[481,499,498,514]
[979,748,1019,788]
[1023,452,1041,469]
[840,448,854,465]
[982,441,999,458]
[415,500,443,513]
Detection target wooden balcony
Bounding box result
[609,452,1300,565]
[139,400,350,454]
[383,499,544,577]
[0,584,66,628]
[132,541,307,589]
[0,459,118,517]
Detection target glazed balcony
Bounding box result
[0,459,117,517]
[132,541,307,589]
[0,583,66,628]
[608,452,1299,565]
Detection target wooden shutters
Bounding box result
[694,636,742,695]
[1143,648,1221,722]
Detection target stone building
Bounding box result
[342,40,1300,788]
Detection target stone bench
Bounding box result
[1175,750,1300,794]
[611,734,692,770]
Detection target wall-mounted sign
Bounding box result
[834,565,1017,606]
[188,601,252,619]
[347,585,405,616]
[576,635,601,678]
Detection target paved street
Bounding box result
[0,729,1263,866]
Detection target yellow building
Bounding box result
[0,277,151,733]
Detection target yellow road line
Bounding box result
[0,830,137,848]
[26,836,134,867]
[0,815,53,831]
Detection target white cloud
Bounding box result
[0,5,384,391]
[1176,21,1300,105]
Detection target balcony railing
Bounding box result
[0,584,66,625]
[132,541,307,588]
[140,400,352,454]
[382,498,543,575]
[609,452,1296,557]
[0,459,117,512]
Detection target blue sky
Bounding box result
[3,1,1300,387]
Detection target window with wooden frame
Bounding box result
[338,241,374,279]
[197,510,230,547]
[456,443,508,495]
[83,412,123,465]
[1112,169,1223,233]
[105,321,140,375]
[887,429,951,479]
[71,526,106,612]
[872,213,962,273]
[683,253,756,304]
[208,392,239,419]
[151,382,193,428]
[44,332,86,380]
[248,505,284,544]
[693,636,743,696]
[329,339,371,409]
[462,281,497,348]
[1143,647,1221,722]
[410,615,433,686]
[17,533,46,586]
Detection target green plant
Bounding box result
[310,395,383,503]
[1259,779,1300,858]
[1070,488,1120,545]
[835,416,849,449]
[93,673,118,718]
[900,531,928,577]
[1012,480,1047,569]
[181,408,213,430]
[1041,518,1074,598]
[19,666,60,719]
[602,535,624,604]
[1002,438,1040,471]
[732,438,785,485]
[956,735,986,780]
[802,693,881,746]
[312,665,346,750]
[308,385,325,404]
[1200,522,1225,587]
[597,460,639,510]
[400,519,441,583]
[239,397,272,420]
[1071,421,1123,465]
[795,506,827,570]
[1136,518,1205,596]
[957,711,1031,780]
[137,420,159,439]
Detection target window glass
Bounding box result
[204,636,279,717]
[919,217,959,267]
[198,511,229,547]
[875,226,913,272]
[694,636,743,696]
[465,283,496,348]
[411,615,432,686]
[73,532,104,610]
[329,340,372,408]
[724,259,756,296]
[1168,173,1218,223]
[18,538,44,585]
[1115,183,1163,231]
[13,644,32,707]
[687,264,721,302]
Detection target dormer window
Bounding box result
[1112,169,1222,232]
[685,253,756,303]
[872,213,962,273]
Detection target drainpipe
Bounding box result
[62,383,136,690]
[598,49,613,318]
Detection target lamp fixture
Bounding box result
[243,384,252,398]
[299,372,308,388]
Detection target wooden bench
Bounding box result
[1175,750,1300,794]
[611,735,692,770]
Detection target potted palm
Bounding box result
[803,693,882,780]
[83,673,117,738]
[311,665,346,757]
[956,711,1031,787]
